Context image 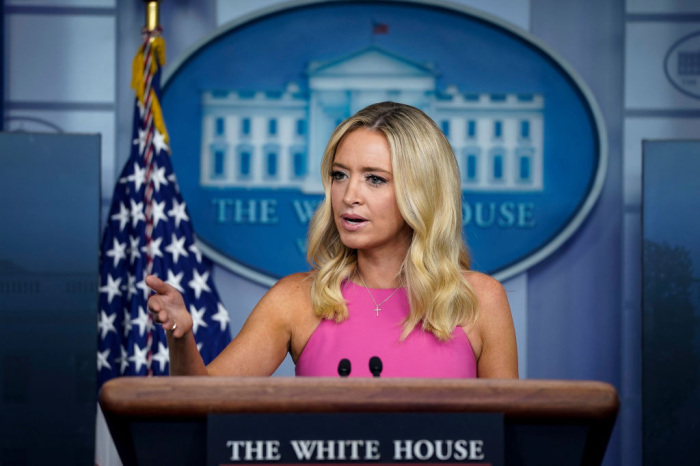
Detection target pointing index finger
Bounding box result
[145,275,169,295]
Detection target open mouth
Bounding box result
[341,215,368,230]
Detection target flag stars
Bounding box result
[151,200,168,228]
[165,233,188,264]
[142,237,164,260]
[129,236,141,264]
[130,199,146,228]
[152,342,169,372]
[134,127,147,155]
[189,304,208,334]
[136,276,151,300]
[167,173,179,192]
[127,162,147,193]
[126,273,138,301]
[100,275,122,304]
[131,306,151,337]
[111,203,130,232]
[121,305,133,337]
[105,238,127,268]
[150,164,168,192]
[153,129,170,155]
[166,270,185,293]
[97,349,112,371]
[189,269,211,299]
[98,310,117,339]
[129,343,150,372]
[116,345,129,373]
[212,302,230,332]
[189,243,202,263]
[168,199,189,228]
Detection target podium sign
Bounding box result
[207,412,503,465]
[99,377,618,466]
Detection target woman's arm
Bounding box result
[465,273,519,378]
[146,273,308,376]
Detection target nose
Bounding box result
[343,176,362,206]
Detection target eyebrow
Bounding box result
[332,162,392,175]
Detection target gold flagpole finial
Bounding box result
[134,0,169,144]
[144,0,161,33]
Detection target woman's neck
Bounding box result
[355,252,405,289]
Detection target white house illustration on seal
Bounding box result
[200,46,544,193]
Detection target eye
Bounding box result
[330,170,346,181]
[366,174,387,186]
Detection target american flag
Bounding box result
[372,21,389,35]
[96,29,231,388]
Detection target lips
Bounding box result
[340,213,368,231]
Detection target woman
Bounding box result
[146,101,518,378]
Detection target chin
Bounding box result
[338,235,363,251]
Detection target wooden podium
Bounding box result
[99,377,618,466]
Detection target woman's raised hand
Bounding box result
[145,274,192,339]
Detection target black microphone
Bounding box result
[369,356,383,377]
[338,358,351,377]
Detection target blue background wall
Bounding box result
[4,1,700,465]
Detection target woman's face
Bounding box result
[330,128,412,256]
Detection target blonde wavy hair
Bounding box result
[306,101,477,341]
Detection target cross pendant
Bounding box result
[374,306,381,317]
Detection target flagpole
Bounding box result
[144,0,161,34]
[96,3,166,463]
[141,0,164,375]
[138,0,166,276]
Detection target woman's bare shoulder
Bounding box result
[263,272,314,303]
[252,272,316,335]
[234,272,315,344]
[461,270,512,337]
[462,270,507,303]
[273,271,314,290]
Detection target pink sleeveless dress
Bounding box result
[295,281,477,378]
